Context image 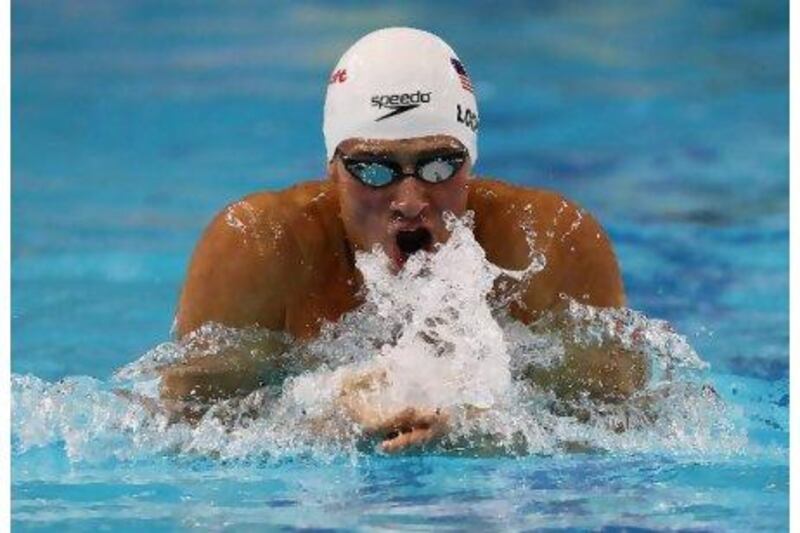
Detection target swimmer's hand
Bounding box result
[336,369,450,453]
[360,406,451,454]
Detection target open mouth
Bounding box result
[395,227,433,256]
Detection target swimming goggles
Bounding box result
[337,150,467,188]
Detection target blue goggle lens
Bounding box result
[347,161,396,187]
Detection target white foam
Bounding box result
[12,214,747,461]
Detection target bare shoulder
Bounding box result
[468,178,624,319]
[468,178,579,223]
[240,180,336,217]
[175,180,337,337]
[467,178,592,264]
[197,180,334,270]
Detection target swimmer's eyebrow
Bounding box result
[344,146,466,160]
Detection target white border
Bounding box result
[0,2,792,530]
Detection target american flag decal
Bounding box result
[450,57,473,93]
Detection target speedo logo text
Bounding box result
[371,90,432,121]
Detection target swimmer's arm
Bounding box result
[523,306,649,401]
[160,195,301,404]
[159,333,294,404]
[511,195,648,400]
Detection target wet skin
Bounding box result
[163,135,646,450]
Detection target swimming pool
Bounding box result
[12,1,788,530]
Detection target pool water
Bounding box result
[12,1,788,530]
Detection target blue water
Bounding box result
[12,1,788,530]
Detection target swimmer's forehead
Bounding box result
[337,135,466,157]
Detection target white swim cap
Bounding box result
[324,27,479,163]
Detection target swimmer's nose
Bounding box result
[390,178,429,220]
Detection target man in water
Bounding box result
[159,28,647,451]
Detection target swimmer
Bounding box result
[159,28,648,450]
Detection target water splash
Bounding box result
[12,214,746,461]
